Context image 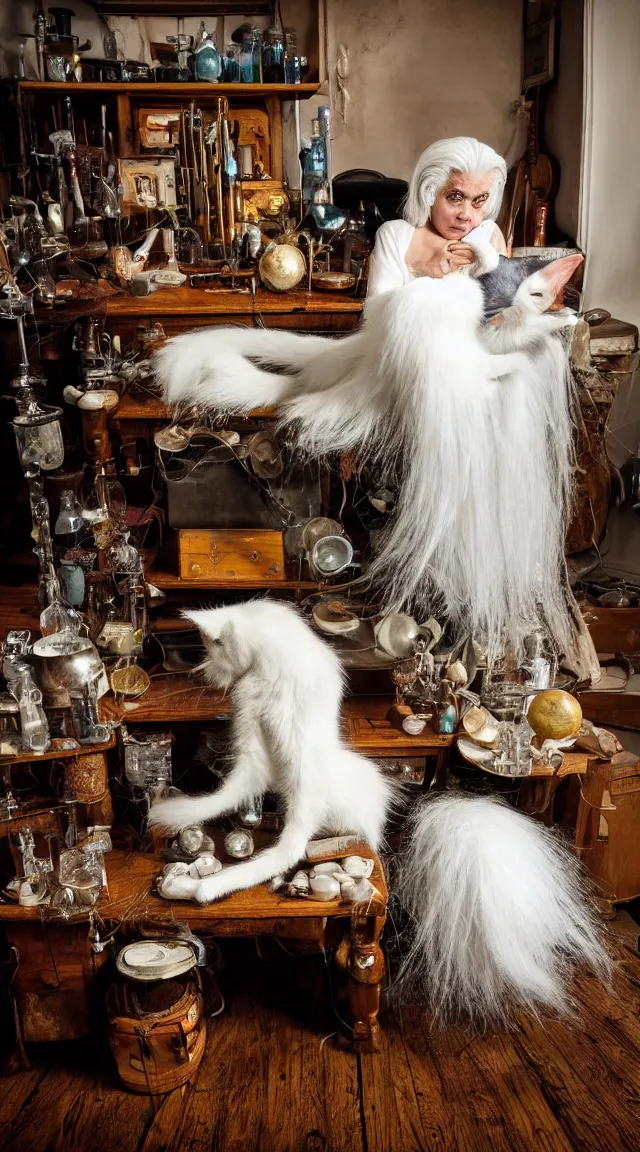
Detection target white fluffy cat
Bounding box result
[148,600,393,903]
[154,245,594,673]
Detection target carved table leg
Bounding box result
[335,904,386,1053]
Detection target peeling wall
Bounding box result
[323,0,522,180]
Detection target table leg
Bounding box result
[336,908,385,1053]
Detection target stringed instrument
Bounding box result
[505,87,556,251]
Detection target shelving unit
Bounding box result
[18,81,321,97]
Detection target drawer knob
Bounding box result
[190,563,202,575]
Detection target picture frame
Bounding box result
[523,16,556,89]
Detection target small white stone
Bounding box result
[309,874,340,901]
[341,855,374,878]
[289,870,310,894]
[310,861,342,876]
[339,878,357,901]
[350,878,377,903]
[194,854,222,877]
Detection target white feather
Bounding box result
[393,792,611,1024]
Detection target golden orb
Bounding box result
[259,243,306,292]
[527,690,582,741]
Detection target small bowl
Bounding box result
[311,271,356,292]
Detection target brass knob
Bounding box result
[190,563,201,575]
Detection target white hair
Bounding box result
[403,136,507,227]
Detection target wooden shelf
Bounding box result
[114,392,276,420]
[18,81,321,99]
[146,566,323,591]
[105,286,364,317]
[0,735,116,766]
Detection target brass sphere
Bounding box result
[259,243,306,292]
[527,690,582,740]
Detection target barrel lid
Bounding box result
[116,939,198,982]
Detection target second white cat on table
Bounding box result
[148,600,393,904]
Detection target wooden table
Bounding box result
[1,839,388,1054]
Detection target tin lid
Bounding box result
[115,939,198,982]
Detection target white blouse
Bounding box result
[367,217,499,297]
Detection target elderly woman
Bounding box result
[368,137,508,297]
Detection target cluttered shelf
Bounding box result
[17,81,322,98]
[0,735,116,766]
[146,566,324,590]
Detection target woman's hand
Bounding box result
[445,242,475,270]
[407,234,476,279]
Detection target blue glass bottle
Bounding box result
[301,118,327,209]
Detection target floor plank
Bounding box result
[2,940,640,1152]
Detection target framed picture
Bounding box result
[523,16,556,88]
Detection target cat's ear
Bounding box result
[219,619,252,672]
[538,253,583,298]
[182,607,218,635]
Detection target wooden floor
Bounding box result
[1,927,640,1152]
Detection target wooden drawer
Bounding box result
[178,529,286,583]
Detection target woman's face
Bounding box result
[430,171,495,240]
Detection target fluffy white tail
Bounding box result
[154,326,330,412]
[393,792,610,1024]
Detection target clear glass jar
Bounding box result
[284,28,301,84]
[262,26,285,83]
[13,403,64,471]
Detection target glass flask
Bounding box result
[54,490,84,552]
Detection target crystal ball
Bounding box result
[527,690,582,740]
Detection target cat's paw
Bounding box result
[194,875,224,905]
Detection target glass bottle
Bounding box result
[193,21,222,82]
[223,43,241,82]
[105,531,142,575]
[40,573,82,636]
[262,26,285,83]
[12,665,51,754]
[240,27,255,82]
[301,119,327,209]
[251,27,263,82]
[284,27,301,84]
[54,490,84,552]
